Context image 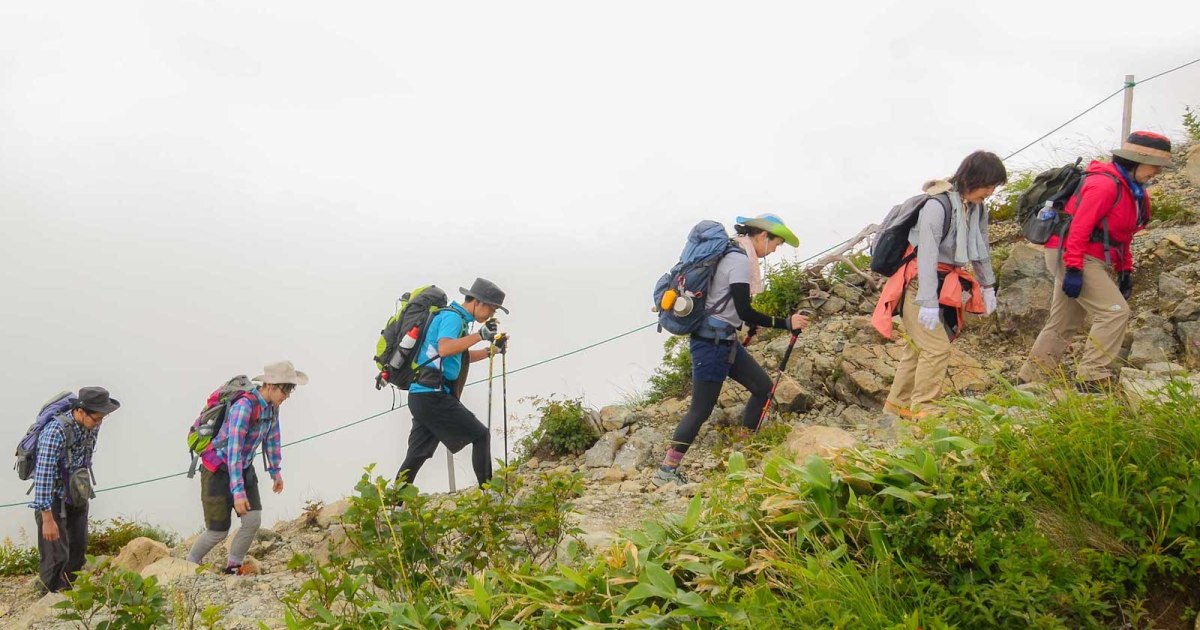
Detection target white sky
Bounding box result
[2,1,1198,540]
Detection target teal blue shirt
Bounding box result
[409,302,472,394]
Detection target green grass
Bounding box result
[0,537,39,576]
[88,517,179,557]
[277,379,1200,628]
[1150,188,1195,224]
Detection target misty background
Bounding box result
[2,2,1199,540]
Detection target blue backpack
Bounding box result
[652,221,746,335]
[14,391,77,481]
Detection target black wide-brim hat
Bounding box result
[77,386,121,414]
[459,277,509,314]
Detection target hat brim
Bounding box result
[83,398,121,414]
[735,217,799,247]
[459,287,509,313]
[254,371,310,386]
[1111,149,1173,168]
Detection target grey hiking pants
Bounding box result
[35,498,89,592]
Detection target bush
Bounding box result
[55,556,169,629]
[516,396,597,460]
[753,259,812,318]
[0,537,39,576]
[644,335,691,404]
[88,518,178,557]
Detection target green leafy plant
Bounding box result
[644,335,692,404]
[55,556,169,629]
[0,537,39,577]
[87,518,178,557]
[1184,105,1200,142]
[516,396,598,460]
[828,251,871,284]
[753,259,812,318]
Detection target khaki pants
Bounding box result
[886,282,952,411]
[1017,249,1129,383]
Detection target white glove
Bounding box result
[982,287,997,316]
[917,306,940,331]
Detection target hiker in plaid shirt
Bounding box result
[29,387,120,593]
[186,361,307,575]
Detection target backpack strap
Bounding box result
[412,308,470,391]
[898,194,951,269]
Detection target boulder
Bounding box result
[112,537,170,574]
[832,343,901,409]
[598,406,643,432]
[1173,299,1200,323]
[316,499,350,528]
[12,592,67,627]
[1120,368,1200,411]
[1127,315,1179,368]
[995,243,1054,334]
[1185,144,1200,187]
[1179,321,1200,369]
[1159,273,1188,308]
[141,557,200,585]
[583,432,624,468]
[613,427,664,471]
[785,425,858,465]
[771,375,816,413]
[819,296,849,316]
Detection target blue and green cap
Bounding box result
[734,213,799,247]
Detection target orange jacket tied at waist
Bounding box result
[872,249,984,341]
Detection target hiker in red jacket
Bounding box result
[1018,131,1172,390]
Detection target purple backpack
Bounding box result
[14,391,76,481]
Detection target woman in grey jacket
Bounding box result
[883,151,1007,418]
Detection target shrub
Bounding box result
[0,537,39,576]
[516,396,598,460]
[88,518,179,557]
[827,250,871,284]
[644,335,691,404]
[753,259,812,318]
[55,556,169,629]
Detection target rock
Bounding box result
[1120,368,1200,411]
[113,537,170,573]
[786,425,858,464]
[619,480,643,494]
[996,243,1054,334]
[583,432,624,468]
[819,296,849,315]
[599,406,644,431]
[12,592,67,627]
[141,557,200,585]
[1159,273,1188,307]
[1185,144,1200,187]
[313,525,356,566]
[660,398,687,416]
[772,375,815,413]
[524,457,540,470]
[255,527,282,541]
[599,467,626,484]
[1144,362,1187,375]
[1128,315,1179,368]
[1179,321,1200,369]
[612,426,663,471]
[832,343,899,409]
[316,499,350,528]
[1173,299,1200,323]
[831,283,860,302]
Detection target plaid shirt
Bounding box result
[200,389,281,503]
[28,416,98,511]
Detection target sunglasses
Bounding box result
[277,383,296,395]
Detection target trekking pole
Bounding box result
[487,343,495,433]
[754,309,810,434]
[501,345,509,472]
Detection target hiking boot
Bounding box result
[222,564,248,576]
[882,401,912,418]
[652,467,687,487]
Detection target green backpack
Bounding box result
[374,285,449,390]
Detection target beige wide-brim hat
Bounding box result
[1111,131,1174,168]
[254,360,309,386]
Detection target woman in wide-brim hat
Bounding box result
[1018,131,1172,390]
[653,213,809,487]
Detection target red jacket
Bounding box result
[1045,160,1149,272]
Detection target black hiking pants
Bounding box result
[398,392,492,488]
[35,498,89,592]
[669,335,773,454]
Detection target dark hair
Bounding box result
[949,151,1007,193]
[1112,155,1139,172]
[733,225,766,237]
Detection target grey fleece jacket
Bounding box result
[906,180,996,308]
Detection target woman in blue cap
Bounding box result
[654,214,809,486]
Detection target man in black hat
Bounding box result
[28,386,120,592]
[396,278,509,491]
